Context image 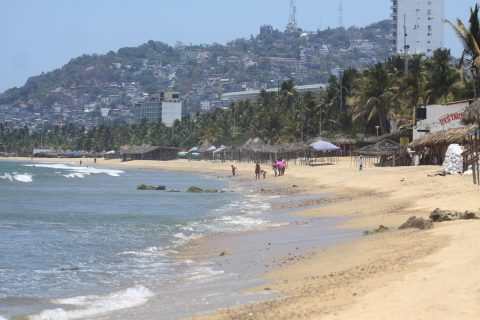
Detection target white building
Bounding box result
[391,0,444,56]
[412,100,470,140]
[222,84,326,102]
[161,101,182,127]
[133,92,181,127]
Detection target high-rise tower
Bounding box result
[391,0,444,56]
[286,0,298,33]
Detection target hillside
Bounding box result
[0,20,391,128]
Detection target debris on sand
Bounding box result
[430,208,479,222]
[399,216,433,230]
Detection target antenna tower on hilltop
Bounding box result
[339,0,343,27]
[286,0,297,32]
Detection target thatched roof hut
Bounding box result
[240,137,268,151]
[408,125,476,149]
[356,139,404,167]
[357,139,402,157]
[360,131,406,145]
[120,145,178,161]
[408,125,476,165]
[462,99,480,125]
[231,138,308,163]
[275,141,309,153]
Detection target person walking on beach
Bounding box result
[231,165,236,177]
[272,161,278,177]
[255,163,261,180]
[359,155,364,171]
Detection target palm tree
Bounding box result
[445,4,480,97]
[424,49,460,104]
[349,63,396,135]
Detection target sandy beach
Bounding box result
[4,156,480,319]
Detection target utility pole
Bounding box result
[403,14,409,123]
[339,0,343,28]
[339,71,343,114]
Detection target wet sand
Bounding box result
[4,157,480,319]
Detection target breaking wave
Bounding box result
[0,173,33,183]
[25,163,124,178]
[29,286,153,320]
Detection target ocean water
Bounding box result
[0,161,275,320]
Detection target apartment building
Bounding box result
[391,0,444,56]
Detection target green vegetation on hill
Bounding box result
[0,20,392,106]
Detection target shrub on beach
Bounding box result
[363,225,389,235]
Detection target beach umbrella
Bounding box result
[206,146,216,152]
[213,147,225,154]
[188,147,198,153]
[309,140,340,151]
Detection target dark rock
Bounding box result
[292,185,299,188]
[59,267,79,271]
[430,208,479,222]
[204,189,218,193]
[169,189,180,192]
[137,184,156,190]
[399,216,433,230]
[219,251,227,256]
[155,185,166,191]
[462,211,479,220]
[186,186,204,193]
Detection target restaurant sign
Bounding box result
[439,111,464,126]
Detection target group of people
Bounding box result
[230,159,287,180]
[254,163,267,180]
[272,159,286,177]
[406,146,434,166]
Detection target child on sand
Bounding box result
[261,169,267,179]
[231,165,236,176]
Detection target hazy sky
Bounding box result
[0,0,478,93]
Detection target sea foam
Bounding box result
[25,163,124,178]
[0,173,33,183]
[29,285,153,320]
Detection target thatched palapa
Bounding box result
[120,145,178,161]
[357,139,402,157]
[462,99,480,125]
[409,125,476,148]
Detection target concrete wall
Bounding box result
[413,101,468,140]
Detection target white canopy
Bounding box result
[309,140,340,151]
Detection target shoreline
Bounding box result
[3,157,480,319]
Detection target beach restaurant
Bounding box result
[409,125,476,165]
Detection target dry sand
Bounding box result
[4,157,480,319]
